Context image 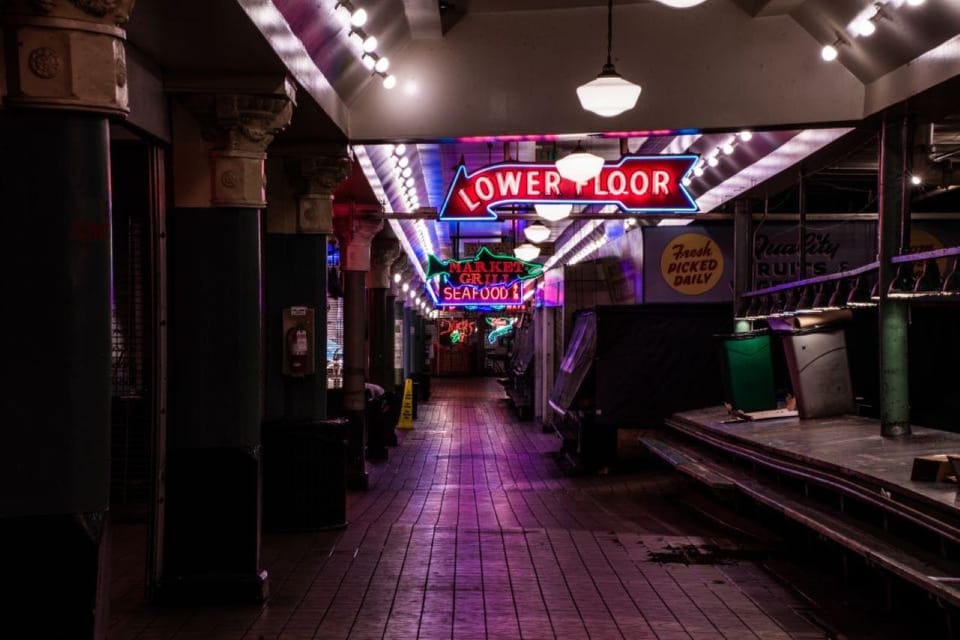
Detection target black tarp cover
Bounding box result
[549,311,597,415]
[594,305,731,426]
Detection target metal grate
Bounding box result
[327,240,344,389]
[112,218,145,398]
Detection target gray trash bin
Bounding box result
[780,327,855,419]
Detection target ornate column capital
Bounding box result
[333,215,384,272]
[1,0,136,114]
[367,235,401,289]
[289,149,351,234]
[178,81,295,208]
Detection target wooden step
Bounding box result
[640,435,960,610]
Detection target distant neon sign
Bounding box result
[486,317,517,344]
[427,246,542,307]
[439,155,699,221]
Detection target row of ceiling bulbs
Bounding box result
[683,130,753,186]
[395,275,439,318]
[334,1,398,89]
[820,0,927,62]
[385,143,421,211]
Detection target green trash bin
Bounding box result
[718,331,777,412]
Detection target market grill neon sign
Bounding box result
[427,246,542,307]
[439,155,699,220]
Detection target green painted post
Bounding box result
[878,115,912,437]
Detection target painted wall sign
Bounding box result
[439,156,699,220]
[427,246,543,307]
[643,226,735,303]
[753,221,876,289]
[659,233,724,296]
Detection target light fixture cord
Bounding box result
[606,0,614,67]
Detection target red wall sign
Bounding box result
[439,155,699,220]
[427,247,542,307]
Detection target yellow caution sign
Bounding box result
[397,378,415,430]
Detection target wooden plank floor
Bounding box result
[110,379,826,640]
[669,407,960,516]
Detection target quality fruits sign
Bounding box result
[438,156,699,220]
[427,246,542,307]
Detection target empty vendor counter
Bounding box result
[548,304,731,469]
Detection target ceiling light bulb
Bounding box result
[722,142,735,155]
[362,35,378,52]
[348,31,364,49]
[394,143,406,156]
[402,282,410,292]
[393,273,401,284]
[694,166,705,177]
[350,7,367,27]
[514,244,541,261]
[907,0,925,5]
[854,19,876,37]
[375,56,390,73]
[821,44,839,62]
[361,54,376,70]
[708,155,719,167]
[383,74,397,90]
[911,175,923,186]
[682,177,692,187]
[405,177,415,187]
[535,203,573,221]
[334,4,351,24]
[402,167,412,178]
[524,223,551,244]
[739,130,753,142]
[555,148,604,183]
[398,156,409,168]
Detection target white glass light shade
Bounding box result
[535,203,573,222]
[576,72,641,117]
[821,44,838,62]
[383,75,397,90]
[350,8,367,27]
[524,223,551,244]
[362,35,378,52]
[653,0,708,7]
[374,56,390,73]
[514,244,541,262]
[854,19,876,37]
[555,151,604,183]
[361,53,376,70]
[393,273,402,284]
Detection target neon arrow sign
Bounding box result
[439,155,699,221]
[427,246,543,307]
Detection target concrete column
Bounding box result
[333,215,384,488]
[365,233,400,461]
[0,2,134,636]
[264,149,352,422]
[878,115,912,438]
[162,80,294,602]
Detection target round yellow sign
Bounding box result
[660,233,724,296]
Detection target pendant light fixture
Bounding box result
[576,0,642,118]
[524,223,551,244]
[653,0,708,7]
[535,203,573,222]
[514,243,541,262]
[555,142,604,183]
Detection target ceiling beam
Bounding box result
[402,0,443,39]
[731,0,806,18]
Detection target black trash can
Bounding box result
[262,417,349,531]
[780,327,856,419]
